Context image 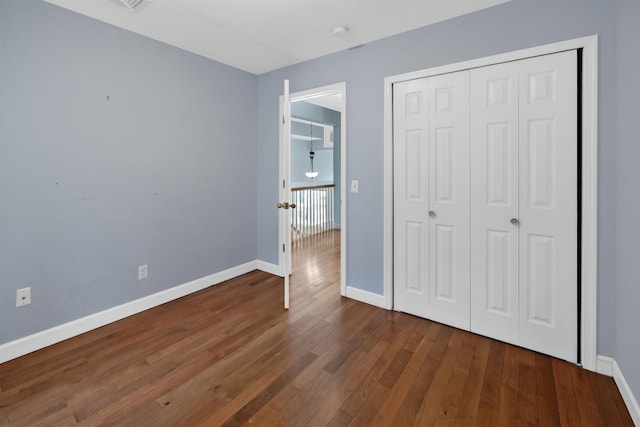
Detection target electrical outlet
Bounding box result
[16,287,31,307]
[351,180,359,193]
[138,264,148,280]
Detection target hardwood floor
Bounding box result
[0,230,633,426]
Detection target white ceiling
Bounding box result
[43,0,510,75]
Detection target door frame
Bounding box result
[279,82,347,296]
[383,35,598,371]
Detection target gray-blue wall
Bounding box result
[0,0,257,344]
[615,0,640,405]
[256,0,619,364]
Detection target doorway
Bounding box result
[279,82,347,305]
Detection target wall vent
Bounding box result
[107,0,146,12]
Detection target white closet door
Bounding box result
[470,62,520,344]
[518,50,578,362]
[427,71,470,330]
[393,79,430,317]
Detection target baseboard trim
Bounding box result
[613,359,640,425]
[345,286,386,309]
[596,354,614,377]
[0,260,259,364]
[257,260,282,277]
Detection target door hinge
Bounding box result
[283,179,285,189]
[282,243,285,252]
[283,115,285,124]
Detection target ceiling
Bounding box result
[43,0,510,75]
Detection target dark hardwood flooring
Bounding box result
[0,230,634,426]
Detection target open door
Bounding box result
[278,80,293,309]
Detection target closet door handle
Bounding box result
[510,218,519,225]
[428,211,436,218]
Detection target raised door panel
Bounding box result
[393,79,430,318]
[470,62,519,344]
[427,71,470,331]
[518,50,578,362]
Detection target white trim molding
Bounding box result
[257,260,282,277]
[596,355,614,377]
[0,260,262,364]
[345,286,387,309]
[613,359,640,425]
[383,35,599,370]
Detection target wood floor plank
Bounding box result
[475,340,506,426]
[369,336,433,426]
[496,344,520,426]
[534,353,561,427]
[432,335,477,425]
[412,328,465,425]
[569,363,603,427]
[0,230,634,426]
[587,370,628,427]
[453,336,491,427]
[518,347,539,426]
[552,358,583,427]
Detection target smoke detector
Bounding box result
[107,0,147,12]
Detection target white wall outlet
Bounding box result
[16,287,31,307]
[138,264,148,280]
[351,180,359,193]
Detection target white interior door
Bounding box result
[517,50,578,361]
[393,79,429,317]
[426,71,471,330]
[470,61,520,344]
[279,80,292,309]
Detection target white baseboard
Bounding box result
[596,354,614,377]
[0,260,259,364]
[613,359,640,426]
[257,260,282,277]
[345,286,386,309]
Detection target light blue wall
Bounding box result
[256,0,618,357]
[615,0,640,405]
[0,0,257,344]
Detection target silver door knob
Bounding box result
[428,211,436,218]
[510,218,519,225]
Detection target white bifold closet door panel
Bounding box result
[393,79,430,318]
[470,50,578,362]
[393,72,470,329]
[469,61,520,345]
[517,51,578,361]
[427,72,470,330]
